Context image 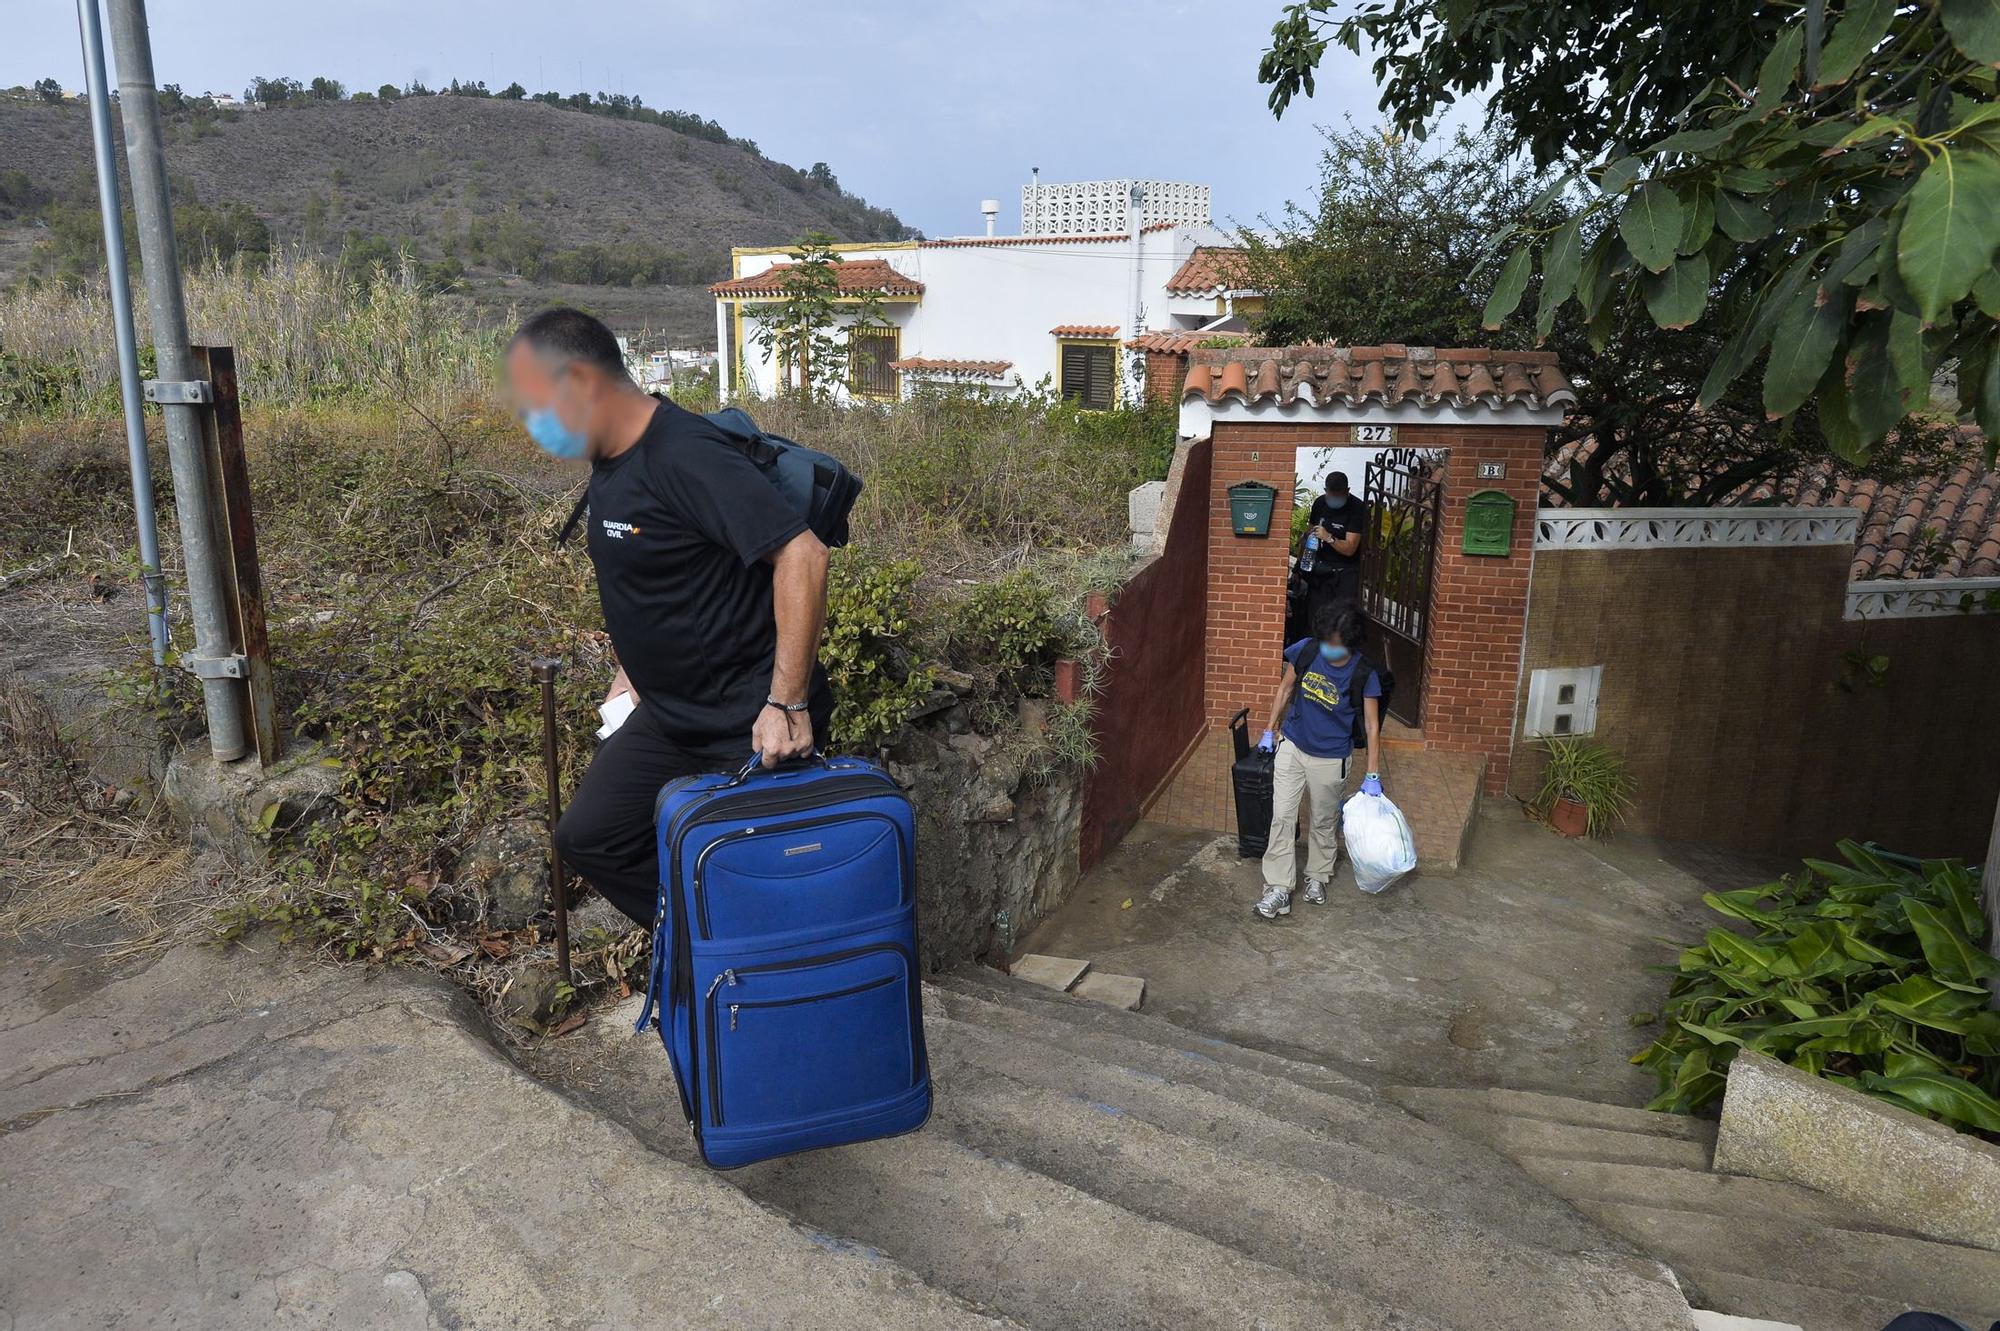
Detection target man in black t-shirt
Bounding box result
[1302,470,1366,622]
[505,307,832,925]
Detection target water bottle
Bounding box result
[1300,531,1319,574]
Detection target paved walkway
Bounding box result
[0,934,998,1331]
[1019,802,1789,1106]
[1147,726,1487,871]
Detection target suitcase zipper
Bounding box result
[703,943,916,1128]
[690,811,910,938]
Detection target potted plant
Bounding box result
[1532,735,1634,838]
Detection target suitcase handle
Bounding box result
[722,748,827,787]
[1229,708,1251,762]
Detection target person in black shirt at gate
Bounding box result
[504,307,832,926]
[1301,470,1367,625]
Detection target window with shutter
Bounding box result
[1058,340,1117,410]
[848,326,901,399]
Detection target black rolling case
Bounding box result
[1228,708,1275,858]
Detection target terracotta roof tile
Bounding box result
[887,357,1013,376]
[1179,345,1572,413]
[1125,329,1249,354]
[1164,246,1251,295]
[1830,452,2000,580]
[710,258,923,297]
[1050,324,1120,338]
[1542,430,2000,582]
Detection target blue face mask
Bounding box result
[1319,643,1351,666]
[524,406,588,460]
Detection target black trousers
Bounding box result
[1304,566,1359,627]
[554,700,827,927]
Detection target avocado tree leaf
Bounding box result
[1848,313,1920,437]
[1753,25,1805,116]
[1483,244,1534,329]
[1677,185,1715,254]
[1537,216,1584,341]
[1620,183,1685,272]
[1818,0,1895,85]
[1942,0,2000,66]
[1714,191,1774,242]
[1763,282,1847,417]
[1815,357,1871,462]
[1642,252,1711,328]
[1700,256,1814,406]
[1896,148,2000,322]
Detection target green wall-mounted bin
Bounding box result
[1463,488,1517,556]
[1228,481,1278,537]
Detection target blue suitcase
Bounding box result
[635,753,930,1168]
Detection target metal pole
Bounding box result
[533,658,572,981]
[104,0,247,760]
[76,0,168,666]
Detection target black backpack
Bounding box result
[559,406,862,549]
[1349,654,1396,756]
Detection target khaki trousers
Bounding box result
[1260,738,1348,892]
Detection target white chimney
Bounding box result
[980,198,999,237]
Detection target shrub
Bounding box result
[822,549,933,751]
[1634,841,2000,1139]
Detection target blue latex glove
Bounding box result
[1257,729,1275,752]
[1361,772,1383,796]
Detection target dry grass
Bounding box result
[0,670,239,956]
[1,247,500,413]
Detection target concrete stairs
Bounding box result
[560,964,1704,1330]
[1387,1085,2000,1331]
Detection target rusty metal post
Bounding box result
[533,658,572,981]
[192,346,280,766]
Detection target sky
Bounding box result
[5,0,1439,238]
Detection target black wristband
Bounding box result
[765,696,810,714]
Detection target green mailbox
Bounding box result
[1228,481,1278,537]
[1463,489,1517,556]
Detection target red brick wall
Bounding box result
[1143,350,1186,405]
[1079,438,1212,869]
[1201,421,1546,794]
[1419,427,1547,793]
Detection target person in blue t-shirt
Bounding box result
[1251,601,1385,919]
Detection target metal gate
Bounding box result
[1359,457,1443,728]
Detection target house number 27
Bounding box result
[1351,424,1396,443]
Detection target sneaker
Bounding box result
[1302,878,1327,906]
[1253,885,1292,919]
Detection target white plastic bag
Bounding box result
[1343,791,1417,894]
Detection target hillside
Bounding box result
[0,94,916,344]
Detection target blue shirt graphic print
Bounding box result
[1280,638,1381,759]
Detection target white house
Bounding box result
[710,179,1257,408]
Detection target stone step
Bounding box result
[938,965,1373,1101]
[561,999,1436,1330]
[926,1000,1627,1258]
[1396,1101,1718,1171]
[1387,1084,1719,1144]
[731,1128,1448,1331]
[1683,1270,1931,1331]
[1566,1198,2000,1330]
[926,1051,1697,1331]
[1512,1156,1912,1233]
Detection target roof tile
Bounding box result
[710,258,923,297]
[1182,344,1576,413]
[1050,324,1120,338]
[1164,246,1250,295]
[887,357,1013,376]
[1125,329,1249,354]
